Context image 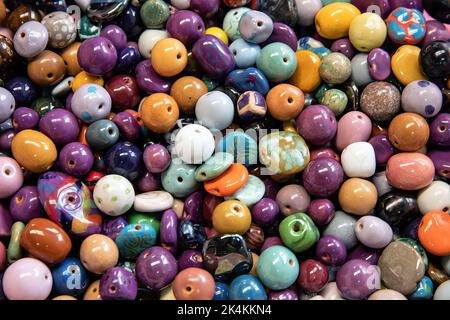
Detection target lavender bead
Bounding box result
[303,158,344,197]
[239,10,274,44]
[59,142,94,176]
[0,88,15,124]
[178,250,204,270]
[347,245,381,265]
[143,144,171,173]
[307,199,334,226]
[166,10,205,48]
[136,172,161,193]
[429,113,450,146]
[269,289,298,300]
[423,20,450,46]
[71,84,112,123]
[100,25,127,52]
[183,191,204,223]
[261,236,283,252]
[77,36,118,76]
[0,204,12,237]
[102,216,128,240]
[331,38,355,59]
[367,48,391,81]
[355,216,393,249]
[351,0,391,18]
[428,149,450,178]
[369,134,395,166]
[39,109,80,146]
[135,60,172,95]
[100,267,138,300]
[13,21,48,58]
[315,235,347,266]
[336,259,380,300]
[12,107,39,131]
[160,209,178,254]
[9,186,45,223]
[251,198,279,227]
[261,22,297,51]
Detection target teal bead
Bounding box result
[195,152,234,182]
[256,245,299,290]
[140,0,170,29]
[85,119,120,150]
[128,211,161,234]
[79,15,101,40]
[161,161,200,197]
[225,175,265,206]
[314,83,333,102]
[218,131,258,167]
[409,276,433,300]
[222,7,250,42]
[202,76,220,92]
[115,223,157,259]
[256,42,297,82]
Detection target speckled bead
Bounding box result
[401,80,443,118]
[320,52,352,85]
[71,84,112,123]
[93,174,135,216]
[41,11,76,49]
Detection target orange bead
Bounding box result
[27,50,66,87]
[78,124,88,145]
[289,50,321,93]
[11,129,57,173]
[61,42,82,76]
[151,38,188,77]
[418,210,450,256]
[83,280,102,300]
[212,200,252,235]
[80,234,119,275]
[53,295,77,300]
[250,252,259,277]
[386,153,435,190]
[204,163,249,197]
[170,76,208,114]
[266,84,305,121]
[388,112,429,151]
[338,178,378,216]
[172,267,215,300]
[140,93,180,133]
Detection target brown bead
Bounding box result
[388,112,429,151]
[60,42,82,76]
[0,1,7,25]
[20,218,72,265]
[80,234,119,275]
[0,35,16,74]
[428,261,450,285]
[267,84,305,121]
[360,81,400,122]
[244,223,265,250]
[249,252,259,276]
[338,178,377,215]
[170,76,208,114]
[27,50,66,87]
[140,93,180,133]
[7,4,43,33]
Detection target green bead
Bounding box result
[279,213,320,253]
[195,152,234,182]
[8,221,25,265]
[314,83,332,102]
[256,42,297,82]
[128,211,161,234]
[161,161,200,198]
[140,0,170,29]
[223,7,250,42]
[225,175,265,206]
[32,96,63,116]
[79,15,101,40]
[321,88,348,116]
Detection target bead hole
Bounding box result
[176,53,182,60]
[287,97,293,104]
[444,170,449,175]
[47,73,53,78]
[4,168,11,175]
[283,57,288,63]
[443,207,449,212]
[292,223,301,232]
[108,128,114,135]
[200,172,206,177]
[233,205,241,212]
[20,32,25,38]
[167,106,172,113]
[16,195,23,204]
[68,160,75,167]
[357,115,363,119]
[186,286,192,292]
[257,21,263,27]
[135,224,141,230]
[98,103,103,109]
[289,259,294,266]
[68,196,75,203]
[177,176,183,183]
[197,25,202,31]
[110,285,116,293]
[439,126,446,132]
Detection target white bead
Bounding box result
[138,29,170,59]
[417,181,450,214]
[341,141,376,178]
[170,0,191,9]
[434,280,450,300]
[93,174,135,216]
[173,124,215,164]
[320,282,345,300]
[195,91,234,130]
[134,191,174,213]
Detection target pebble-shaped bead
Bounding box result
[13,21,48,58]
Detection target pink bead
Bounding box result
[0,157,23,198]
[3,257,53,300]
[386,153,435,190]
[368,289,407,300]
[0,241,5,271]
[335,111,372,151]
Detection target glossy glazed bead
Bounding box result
[367,48,391,81]
[229,274,267,300]
[11,106,37,132]
[336,259,380,300]
[298,259,329,293]
[13,21,48,58]
[236,91,266,121]
[225,67,270,95]
[179,249,204,271]
[355,216,393,249]
[5,77,38,106]
[134,191,173,213]
[178,220,206,251]
[195,152,234,182]
[173,124,215,164]
[386,7,426,44]
[319,52,352,85]
[58,142,93,176]
[338,178,377,216]
[315,3,361,39]
[9,186,45,222]
[27,50,65,87]
[391,45,428,86]
[315,234,347,266]
[401,80,443,118]
[409,276,434,300]
[336,111,372,151]
[115,223,157,259]
[275,184,310,216]
[279,212,319,253]
[341,142,376,178]
[166,10,205,48]
[251,198,279,227]
[418,210,450,256]
[173,267,215,300]
[137,29,170,59]
[204,162,248,196]
[151,38,188,77]
[296,104,337,146]
[85,120,119,151]
[388,113,429,151]
[71,84,112,124]
[41,11,76,49]
[289,50,321,93]
[428,149,450,178]
[93,174,135,216]
[77,36,117,76]
[349,13,386,52]
[80,234,119,274]
[238,10,273,44]
[302,157,344,197]
[360,81,400,121]
[52,257,88,297]
[161,162,199,198]
[266,84,303,121]
[104,141,143,181]
[136,60,172,95]
[99,266,137,300]
[212,200,251,235]
[351,53,373,87]
[224,175,264,206]
[420,41,450,79]
[418,181,450,214]
[222,7,250,41]
[256,42,297,83]
[0,157,23,199]
[170,76,208,114]
[105,75,141,111]
[140,93,179,133]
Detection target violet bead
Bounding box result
[143,144,171,173]
[261,22,297,51]
[104,141,143,181]
[160,209,178,254]
[302,158,344,197]
[136,246,178,291]
[100,267,138,300]
[102,216,128,240]
[401,216,421,241]
[355,216,393,249]
[331,38,355,59]
[351,0,391,18]
[9,186,45,223]
[310,147,340,162]
[428,149,450,178]
[77,36,118,76]
[261,236,283,252]
[269,288,298,300]
[5,77,38,106]
[296,105,337,146]
[12,107,39,131]
[112,111,141,141]
[178,250,204,270]
[315,235,347,266]
[167,10,205,48]
[336,259,380,300]
[251,198,279,227]
[263,178,281,200]
[429,113,450,146]
[59,142,94,177]
[307,199,335,226]
[0,204,12,238]
[0,130,14,152]
[115,46,141,74]
[390,0,422,10]
[183,191,204,223]
[190,0,220,18]
[39,108,80,146]
[369,134,395,166]
[367,48,391,81]
[100,24,127,52]
[135,60,172,95]
[423,20,450,46]
[347,245,381,265]
[136,172,161,193]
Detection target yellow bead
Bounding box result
[53,295,77,300]
[212,200,251,235]
[205,27,229,45]
[72,71,104,92]
[391,45,428,86]
[289,50,321,93]
[315,3,361,39]
[349,13,387,52]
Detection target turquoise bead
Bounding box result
[161,161,200,197]
[115,223,157,259]
[256,42,297,82]
[409,276,434,300]
[195,152,234,182]
[297,36,331,59]
[256,245,299,290]
[225,175,265,206]
[218,131,258,167]
[223,8,250,42]
[229,275,267,300]
[79,15,101,40]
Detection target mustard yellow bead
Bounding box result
[212,200,251,235]
[151,38,188,77]
[391,45,428,86]
[315,3,361,39]
[72,71,104,92]
[289,50,321,93]
[349,12,387,52]
[205,27,229,46]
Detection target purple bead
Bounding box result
[331,38,355,59]
[296,105,337,146]
[77,36,118,76]
[351,0,391,18]
[112,111,141,141]
[192,35,235,79]
[39,108,80,146]
[143,144,171,173]
[307,199,335,226]
[183,191,204,223]
[389,0,422,10]
[167,10,205,48]
[135,60,172,95]
[190,0,220,18]
[160,209,178,254]
[9,186,45,223]
[261,236,283,252]
[100,24,127,52]
[347,244,381,265]
[0,130,14,152]
[102,216,128,240]
[136,172,161,193]
[269,288,298,300]
[423,20,450,46]
[0,204,12,238]
[5,77,38,106]
[263,178,280,200]
[261,22,297,51]
[12,107,39,131]
[0,88,15,124]
[428,149,450,178]
[369,134,395,166]
[99,267,138,300]
[429,113,450,146]
[65,92,73,113]
[401,216,421,241]
[178,250,204,270]
[59,142,94,177]
[251,198,279,227]
[136,246,178,291]
[336,259,380,300]
[367,48,391,81]
[303,158,344,197]
[315,235,347,266]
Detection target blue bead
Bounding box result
[104,141,144,181]
[115,223,157,259]
[408,276,434,300]
[115,47,141,73]
[218,131,258,167]
[229,275,267,300]
[51,257,88,297]
[214,282,230,300]
[225,67,270,95]
[229,39,261,69]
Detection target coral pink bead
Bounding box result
[335,111,372,151]
[386,153,435,190]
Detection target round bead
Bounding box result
[320,52,352,84]
[388,112,429,151]
[0,157,23,199]
[71,84,112,124]
[170,76,208,114]
[341,142,376,178]
[212,200,251,235]
[239,10,273,44]
[27,50,65,87]
[77,36,118,76]
[39,108,80,146]
[355,216,393,249]
[336,259,380,300]
[140,93,179,133]
[93,174,135,216]
[360,81,400,121]
[266,84,304,121]
[420,40,450,79]
[296,104,337,146]
[298,259,329,293]
[173,267,215,300]
[143,144,171,174]
[338,178,378,216]
[59,142,94,177]
[256,42,297,83]
[417,181,450,215]
[161,162,199,198]
[151,38,188,77]
[41,11,77,49]
[13,21,48,58]
[173,124,215,164]
[401,80,443,118]
[229,38,261,68]
[229,274,267,300]
[303,157,344,197]
[138,29,170,59]
[386,7,426,44]
[80,234,119,275]
[315,2,361,39]
[349,13,386,52]
[195,91,234,130]
[136,246,177,291]
[386,153,435,190]
[316,235,347,266]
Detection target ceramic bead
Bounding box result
[115,223,157,259]
[229,274,267,300]
[418,210,450,256]
[140,0,169,28]
[225,67,270,95]
[298,259,329,293]
[401,80,443,118]
[13,21,48,58]
[316,235,347,266]
[279,212,319,253]
[289,50,321,93]
[99,267,137,300]
[323,211,358,249]
[341,142,376,178]
[138,29,170,59]
[195,91,234,130]
[428,149,450,179]
[336,259,380,300]
[336,111,372,151]
[173,267,215,300]
[296,104,337,146]
[236,91,267,121]
[195,152,234,182]
[266,84,304,121]
[134,191,173,213]
[0,156,23,199]
[212,200,251,235]
[85,120,119,150]
[375,191,419,229]
[170,76,208,114]
[140,93,179,133]
[295,0,322,26]
[105,75,141,111]
[360,81,400,121]
[179,250,204,271]
[41,11,76,49]
[417,181,450,215]
[386,7,426,44]
[173,124,215,164]
[93,174,135,216]
[420,40,450,79]
[338,178,377,216]
[386,153,434,191]
[315,3,361,39]
[222,7,251,41]
[161,162,199,198]
[391,45,428,86]
[104,141,143,181]
[80,234,119,274]
[355,216,393,249]
[349,13,386,52]
[367,48,391,81]
[136,246,177,291]
[77,36,117,76]
[429,113,450,145]
[320,89,348,116]
[275,184,310,216]
[71,84,112,124]
[9,186,45,223]
[320,52,352,85]
[238,10,273,44]
[302,157,344,197]
[178,220,206,251]
[52,257,88,297]
[251,198,279,227]
[151,38,188,77]
[307,199,334,226]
